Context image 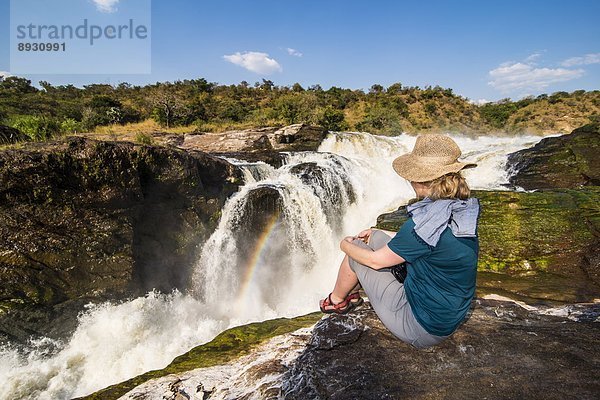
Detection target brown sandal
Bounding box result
[319,293,352,314]
[347,291,364,307]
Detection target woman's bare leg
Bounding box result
[330,254,360,303]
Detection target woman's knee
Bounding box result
[368,230,393,249]
[352,237,372,249]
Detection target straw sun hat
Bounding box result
[392,134,477,182]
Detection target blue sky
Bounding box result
[1,0,599,101]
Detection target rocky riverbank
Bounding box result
[80,298,600,400]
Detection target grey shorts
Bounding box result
[348,230,448,349]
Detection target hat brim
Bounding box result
[392,154,477,182]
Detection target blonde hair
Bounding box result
[425,172,470,200]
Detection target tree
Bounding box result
[39,81,55,92]
[80,95,126,128]
[369,84,385,94]
[272,94,309,124]
[479,100,517,129]
[259,79,274,91]
[425,102,437,115]
[0,76,37,94]
[387,82,403,94]
[184,78,215,94]
[215,97,248,122]
[358,102,403,134]
[147,84,186,128]
[318,106,348,131]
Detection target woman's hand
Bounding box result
[339,230,406,269]
[340,235,356,251]
[356,228,373,243]
[339,229,372,251]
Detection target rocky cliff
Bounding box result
[180,124,328,167]
[506,123,600,189]
[81,299,600,400]
[0,137,243,342]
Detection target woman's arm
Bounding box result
[340,237,405,270]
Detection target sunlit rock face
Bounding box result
[180,124,328,153]
[507,123,600,189]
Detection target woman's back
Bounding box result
[388,216,479,337]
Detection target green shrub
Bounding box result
[60,118,83,134]
[134,132,154,145]
[270,94,313,125]
[357,102,403,134]
[9,115,61,141]
[425,102,437,115]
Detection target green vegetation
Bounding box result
[479,99,521,129]
[134,132,155,145]
[1,75,599,142]
[8,115,61,141]
[80,312,322,400]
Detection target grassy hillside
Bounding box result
[0,76,598,143]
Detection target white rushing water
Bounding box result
[0,131,548,399]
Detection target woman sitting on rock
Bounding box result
[319,134,480,349]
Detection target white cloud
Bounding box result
[488,61,584,92]
[223,51,282,75]
[92,0,119,13]
[561,53,600,67]
[286,48,303,57]
[0,71,12,79]
[524,52,542,63]
[469,98,491,105]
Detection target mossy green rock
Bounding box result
[376,188,600,303]
[507,122,600,189]
[0,137,243,342]
[77,312,322,400]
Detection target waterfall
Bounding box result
[0,131,550,400]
